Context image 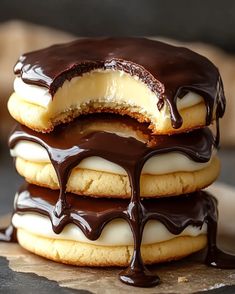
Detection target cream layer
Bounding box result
[10,141,214,175]
[12,213,207,246]
[14,70,203,121]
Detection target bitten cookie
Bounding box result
[9,38,225,133]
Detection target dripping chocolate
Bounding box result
[2,38,233,288]
[14,38,225,129]
[5,114,234,287]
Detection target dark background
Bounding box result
[1,0,235,53]
[0,1,235,214]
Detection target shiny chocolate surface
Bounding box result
[14,38,225,129]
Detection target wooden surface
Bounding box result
[0,183,234,293]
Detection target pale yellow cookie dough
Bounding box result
[17,228,207,267]
[15,156,220,198]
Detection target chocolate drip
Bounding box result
[9,115,215,217]
[206,214,235,269]
[14,184,212,237]
[9,114,215,163]
[13,184,235,280]
[14,38,226,129]
[8,115,219,286]
[6,115,233,287]
[120,165,160,286]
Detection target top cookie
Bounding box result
[8,38,225,133]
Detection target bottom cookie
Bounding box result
[12,184,212,267]
[3,183,230,288]
[17,229,207,267]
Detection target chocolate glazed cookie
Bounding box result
[9,38,225,133]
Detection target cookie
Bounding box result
[17,228,207,267]
[15,156,220,198]
[11,184,218,284]
[9,38,225,133]
[9,116,218,198]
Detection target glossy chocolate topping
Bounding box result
[14,38,225,128]
[6,115,234,287]
[12,184,235,286]
[8,114,219,287]
[9,114,215,214]
[15,184,212,238]
[9,114,215,162]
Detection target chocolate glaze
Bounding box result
[14,184,212,239]
[14,38,226,129]
[11,185,215,285]
[5,115,234,287]
[12,184,235,283]
[9,114,215,217]
[7,114,219,287]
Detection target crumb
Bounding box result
[178,276,189,283]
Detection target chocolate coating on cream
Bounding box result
[7,115,234,287]
[14,184,213,239]
[12,184,235,285]
[9,114,215,218]
[14,38,225,128]
[8,114,218,287]
[13,185,215,285]
[3,113,235,286]
[9,114,215,163]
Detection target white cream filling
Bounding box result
[14,70,203,121]
[10,141,214,175]
[14,77,51,107]
[12,213,207,246]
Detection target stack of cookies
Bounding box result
[5,38,230,287]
